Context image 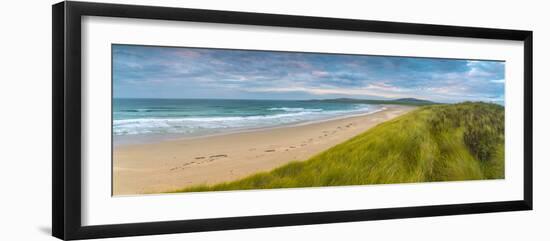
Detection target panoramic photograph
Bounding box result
[112,44,505,196]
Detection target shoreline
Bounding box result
[113,105,416,195]
[113,106,389,147]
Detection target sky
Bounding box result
[113,44,505,103]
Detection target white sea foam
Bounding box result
[267,107,323,112]
[113,104,379,136]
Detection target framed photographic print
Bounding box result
[52,1,533,240]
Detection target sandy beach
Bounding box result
[113,105,415,195]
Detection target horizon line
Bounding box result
[112,96,431,101]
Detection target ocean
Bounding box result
[113,98,383,141]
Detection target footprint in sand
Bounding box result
[205,154,229,163]
[210,154,228,158]
[181,161,195,167]
[171,160,201,171]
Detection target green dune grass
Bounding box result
[172,102,504,193]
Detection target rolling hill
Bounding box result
[307,97,437,106]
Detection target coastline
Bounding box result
[114,105,387,146]
[113,105,416,195]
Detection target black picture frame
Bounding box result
[52,1,533,240]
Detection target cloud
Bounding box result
[113,45,505,103]
[247,86,408,99]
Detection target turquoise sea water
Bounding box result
[113,99,383,138]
